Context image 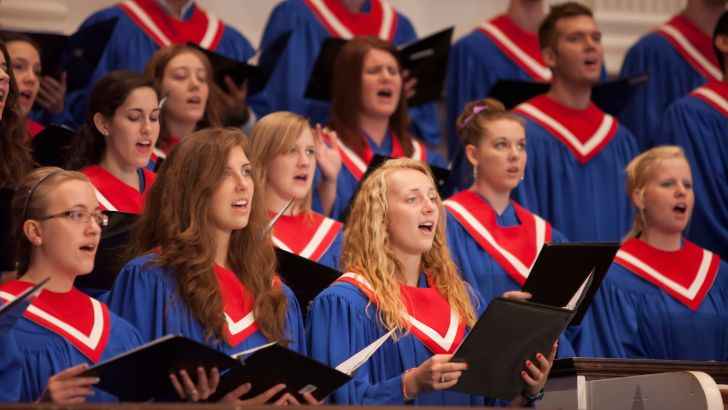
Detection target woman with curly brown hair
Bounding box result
[108,127,307,404]
[0,41,33,189]
[143,44,223,170]
[307,158,554,406]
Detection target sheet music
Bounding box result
[231,341,278,360]
[335,329,395,376]
[564,269,594,311]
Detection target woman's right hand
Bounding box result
[38,363,98,404]
[402,354,468,398]
[169,366,220,402]
[222,382,291,405]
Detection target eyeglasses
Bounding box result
[37,209,109,228]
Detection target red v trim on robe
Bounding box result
[304,0,397,41]
[214,265,259,347]
[336,272,465,354]
[515,95,618,164]
[691,82,728,118]
[658,15,723,82]
[444,191,551,286]
[81,165,154,214]
[119,0,224,49]
[272,212,342,262]
[614,238,719,311]
[478,15,551,82]
[335,137,427,180]
[0,281,110,363]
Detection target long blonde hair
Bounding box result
[341,158,477,334]
[248,111,314,213]
[624,145,688,240]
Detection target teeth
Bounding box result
[232,200,248,207]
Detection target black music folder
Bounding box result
[75,212,139,293]
[31,124,75,168]
[521,242,619,324]
[452,297,573,399]
[275,248,341,309]
[305,27,454,106]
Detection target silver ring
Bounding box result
[440,374,446,383]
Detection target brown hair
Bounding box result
[128,127,288,343]
[144,45,223,151]
[538,2,594,50]
[248,111,315,213]
[341,158,477,335]
[11,167,90,274]
[330,36,415,158]
[456,98,524,148]
[624,145,688,240]
[714,10,728,73]
[0,41,33,189]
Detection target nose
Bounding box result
[422,196,436,214]
[297,149,311,167]
[675,183,688,196]
[86,217,102,236]
[234,172,251,193]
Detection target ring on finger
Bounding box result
[440,374,447,383]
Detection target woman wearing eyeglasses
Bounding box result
[0,167,214,403]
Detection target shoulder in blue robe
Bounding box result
[252,0,440,145]
[107,253,306,356]
[306,278,510,405]
[318,230,343,271]
[512,122,638,242]
[0,302,23,402]
[655,94,728,260]
[619,32,708,150]
[571,259,728,360]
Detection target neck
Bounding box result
[99,153,140,191]
[23,259,75,293]
[160,0,190,18]
[507,0,545,33]
[682,1,724,36]
[213,229,231,269]
[165,119,197,143]
[470,180,511,215]
[342,0,366,13]
[547,77,593,110]
[359,114,390,146]
[395,251,422,287]
[640,227,682,252]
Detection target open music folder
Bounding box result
[84,330,394,402]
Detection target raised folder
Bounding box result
[274,248,341,309]
[84,331,394,402]
[304,27,454,106]
[31,124,75,168]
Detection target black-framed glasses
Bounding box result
[36,209,109,228]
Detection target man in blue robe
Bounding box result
[254,0,440,145]
[619,0,726,150]
[654,11,728,260]
[512,2,639,242]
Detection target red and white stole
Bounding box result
[304,0,397,41]
[26,120,44,140]
[214,265,260,347]
[658,15,723,82]
[444,191,551,286]
[337,272,466,354]
[0,280,111,363]
[81,165,155,214]
[271,212,342,262]
[119,0,224,49]
[478,14,551,82]
[335,136,426,181]
[614,238,720,311]
[691,81,728,118]
[515,95,618,164]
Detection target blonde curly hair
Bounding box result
[341,158,477,335]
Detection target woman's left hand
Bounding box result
[520,341,558,397]
[501,290,532,302]
[36,73,67,114]
[169,366,220,402]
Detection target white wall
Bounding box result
[0,0,685,72]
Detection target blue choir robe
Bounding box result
[619,15,723,150]
[254,0,440,145]
[655,82,728,261]
[443,190,574,357]
[571,238,728,360]
[108,253,306,356]
[512,94,638,242]
[64,0,255,127]
[314,131,446,220]
[445,15,551,191]
[0,280,143,402]
[0,300,23,402]
[271,211,343,270]
[307,271,511,406]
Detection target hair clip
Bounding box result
[458,103,491,131]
